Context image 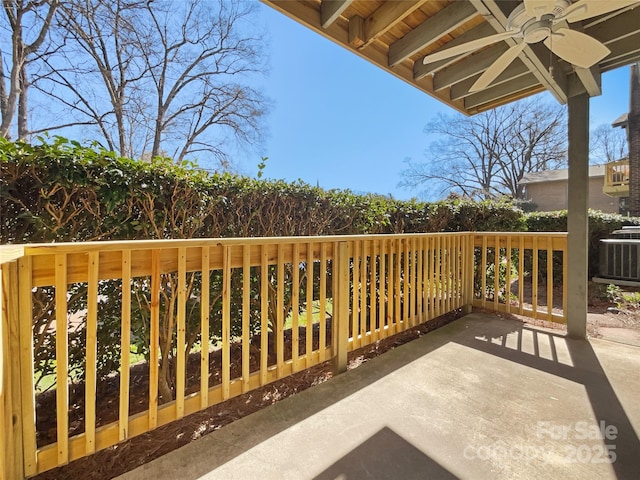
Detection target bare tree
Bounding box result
[0,0,59,139]
[34,0,267,165]
[141,0,267,162]
[590,123,628,164]
[399,98,567,200]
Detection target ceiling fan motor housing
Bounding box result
[507,0,572,44]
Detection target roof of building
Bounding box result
[520,165,605,184]
[613,113,629,128]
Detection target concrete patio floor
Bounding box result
[117,313,640,480]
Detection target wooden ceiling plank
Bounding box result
[388,1,478,68]
[320,0,354,29]
[361,0,428,48]
[414,22,498,79]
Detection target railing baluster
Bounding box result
[18,256,36,476]
[563,243,568,322]
[242,245,251,391]
[200,247,210,408]
[260,245,269,385]
[481,236,487,309]
[547,239,554,322]
[369,239,378,343]
[222,246,231,400]
[176,247,187,417]
[85,252,99,454]
[427,237,433,320]
[519,236,525,315]
[394,238,401,334]
[319,243,327,360]
[120,250,132,439]
[149,249,160,429]
[506,237,512,314]
[403,238,410,328]
[305,242,313,367]
[379,239,387,338]
[351,240,360,348]
[494,235,500,311]
[276,245,284,378]
[54,253,69,465]
[292,243,300,371]
[533,237,539,317]
[360,240,367,344]
[416,238,424,324]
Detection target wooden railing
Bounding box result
[603,158,630,197]
[0,232,566,479]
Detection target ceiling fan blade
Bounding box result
[470,42,527,92]
[545,28,611,68]
[422,30,518,64]
[562,0,640,23]
[524,0,557,18]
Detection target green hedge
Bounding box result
[3,138,639,396]
[525,210,640,277]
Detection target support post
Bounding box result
[2,261,24,480]
[567,93,589,339]
[332,242,350,375]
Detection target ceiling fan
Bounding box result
[422,0,640,92]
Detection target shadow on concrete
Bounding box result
[313,426,457,480]
[455,319,640,479]
[118,317,464,480]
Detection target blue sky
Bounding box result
[237,3,632,201]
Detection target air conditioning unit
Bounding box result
[598,227,640,282]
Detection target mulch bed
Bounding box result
[33,310,464,480]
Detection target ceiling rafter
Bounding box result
[388,1,478,67]
[356,0,429,49]
[320,0,354,29]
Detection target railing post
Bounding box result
[332,241,350,375]
[462,234,475,314]
[1,260,24,480]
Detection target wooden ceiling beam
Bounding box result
[414,22,497,80]
[358,0,428,49]
[320,0,354,29]
[388,1,478,67]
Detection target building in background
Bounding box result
[521,165,621,213]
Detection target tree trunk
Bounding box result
[18,65,28,139]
